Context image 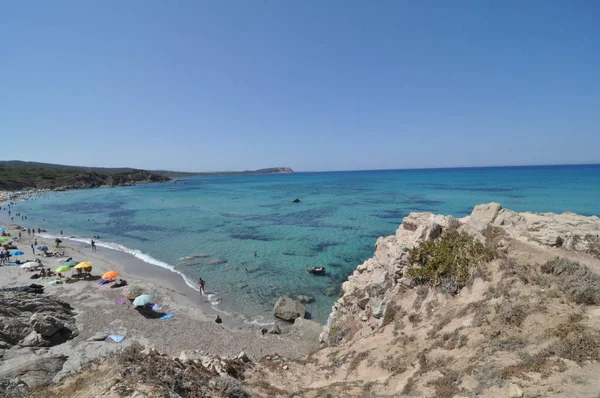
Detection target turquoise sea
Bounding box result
[7,165,600,324]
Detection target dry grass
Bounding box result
[348,351,369,372]
[540,257,600,305]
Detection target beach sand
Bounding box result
[0,220,315,381]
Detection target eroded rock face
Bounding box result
[320,203,600,345]
[0,292,78,348]
[273,297,305,321]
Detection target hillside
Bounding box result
[0,161,294,178]
[0,164,170,191]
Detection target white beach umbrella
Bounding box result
[20,262,40,269]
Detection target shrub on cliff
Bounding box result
[405,231,497,293]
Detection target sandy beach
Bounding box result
[0,213,315,382]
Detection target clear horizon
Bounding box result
[3,159,599,174]
[2,1,599,172]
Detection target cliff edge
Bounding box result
[245,203,600,397]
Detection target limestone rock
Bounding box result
[273,297,305,321]
[0,353,67,387]
[30,314,62,337]
[290,318,322,343]
[19,331,45,347]
[470,202,503,223]
[0,292,77,348]
[268,324,282,334]
[237,351,250,363]
[507,382,524,397]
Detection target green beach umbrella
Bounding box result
[55,265,72,273]
[0,238,8,242]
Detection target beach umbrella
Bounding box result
[133,294,153,307]
[63,260,79,267]
[74,261,92,269]
[124,286,145,300]
[0,227,5,231]
[0,238,8,242]
[55,265,72,273]
[20,262,39,269]
[9,250,24,256]
[37,245,49,251]
[102,271,119,280]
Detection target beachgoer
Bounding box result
[60,230,63,235]
[27,228,30,235]
[215,315,222,324]
[198,278,205,294]
[34,239,37,246]
[31,243,35,254]
[254,251,257,257]
[57,272,62,278]
[91,239,96,252]
[0,252,4,266]
[18,232,21,239]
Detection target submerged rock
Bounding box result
[296,295,315,304]
[273,297,305,321]
[206,258,228,265]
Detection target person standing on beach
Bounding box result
[34,239,37,246]
[91,239,96,252]
[198,278,205,294]
[31,243,35,255]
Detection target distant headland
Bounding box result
[0,161,294,191]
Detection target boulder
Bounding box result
[0,292,77,348]
[273,297,305,321]
[507,382,524,398]
[0,353,67,387]
[290,318,323,343]
[470,202,503,224]
[19,331,45,347]
[29,314,62,337]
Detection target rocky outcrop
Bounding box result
[0,292,78,348]
[321,203,600,345]
[273,297,305,321]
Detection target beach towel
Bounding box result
[115,299,126,304]
[152,304,163,311]
[160,314,175,320]
[107,334,125,343]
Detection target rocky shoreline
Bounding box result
[2,203,600,397]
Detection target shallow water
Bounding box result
[7,165,600,323]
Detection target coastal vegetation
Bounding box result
[0,164,170,190]
[405,231,497,293]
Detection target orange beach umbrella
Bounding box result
[102,270,119,280]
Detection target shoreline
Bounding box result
[0,191,282,328]
[0,219,317,381]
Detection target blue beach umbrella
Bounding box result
[133,294,154,307]
[10,250,24,256]
[0,227,5,231]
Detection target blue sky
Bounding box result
[1,1,599,172]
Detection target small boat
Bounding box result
[308,267,326,275]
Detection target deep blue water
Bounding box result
[7,164,600,323]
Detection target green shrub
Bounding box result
[405,231,497,293]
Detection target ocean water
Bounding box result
[7,165,600,323]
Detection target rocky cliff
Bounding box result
[242,203,600,397]
[322,203,600,344]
